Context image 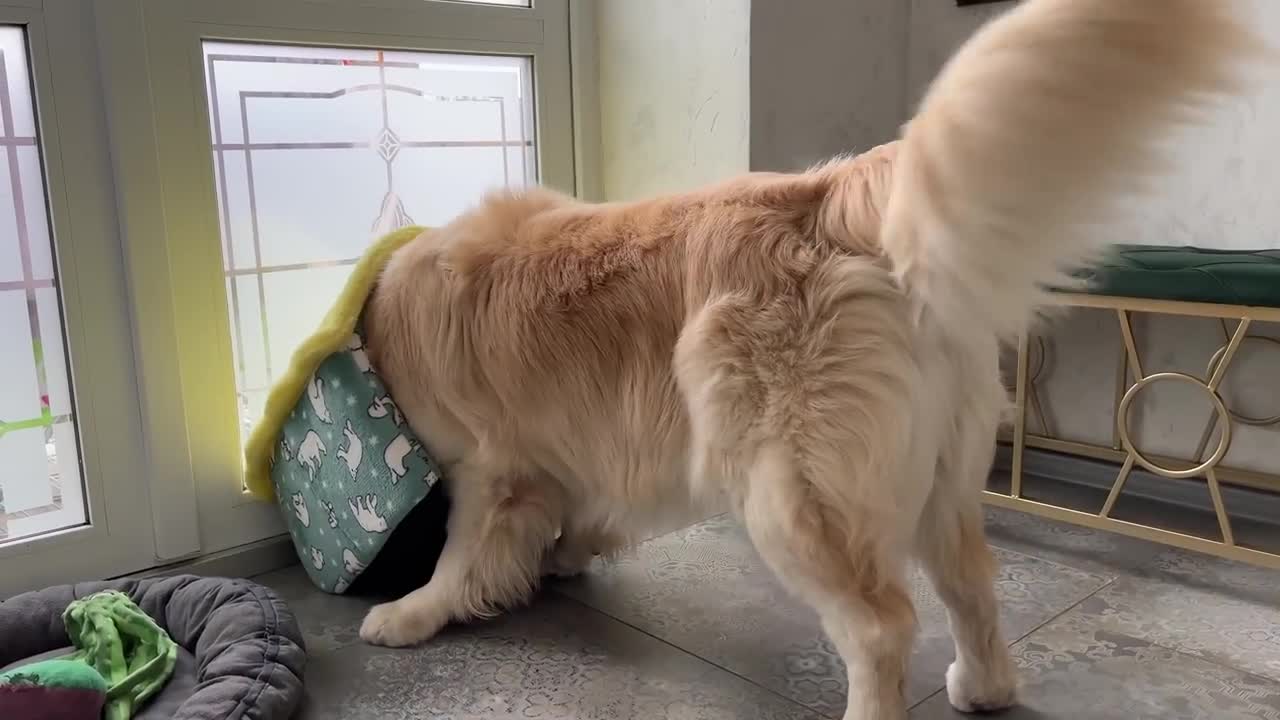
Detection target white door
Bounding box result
[102,0,577,558]
[0,2,154,597]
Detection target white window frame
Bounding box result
[99,0,579,559]
[0,0,155,597]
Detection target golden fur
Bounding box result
[357,1,1264,717]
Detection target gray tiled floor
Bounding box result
[553,515,1109,714]
[255,507,1280,719]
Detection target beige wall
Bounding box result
[595,0,750,201]
[906,0,1280,473]
[749,0,908,171]
[592,0,1280,472]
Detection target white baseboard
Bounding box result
[129,534,298,581]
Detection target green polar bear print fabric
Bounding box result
[272,325,443,593]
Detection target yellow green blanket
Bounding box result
[243,226,425,500]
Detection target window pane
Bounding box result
[0,27,87,545]
[203,42,536,439]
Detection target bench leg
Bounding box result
[988,299,1280,570]
[1010,333,1030,499]
[1110,311,1248,546]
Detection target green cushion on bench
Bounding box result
[1076,245,1280,307]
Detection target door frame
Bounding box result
[0,0,155,597]
[98,0,578,559]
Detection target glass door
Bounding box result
[204,42,538,441]
[0,25,84,545]
[1,6,154,598]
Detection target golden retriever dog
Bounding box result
[358,1,1262,717]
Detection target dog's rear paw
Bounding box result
[359,601,442,648]
[543,543,595,579]
[946,658,1018,714]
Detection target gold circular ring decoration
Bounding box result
[1204,335,1280,426]
[1117,372,1232,479]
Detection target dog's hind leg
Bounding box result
[675,266,920,720]
[916,488,1016,713]
[915,402,1017,713]
[360,461,561,647]
[742,448,917,720]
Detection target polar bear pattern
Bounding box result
[271,319,446,594]
[297,430,327,482]
[342,548,366,575]
[307,374,333,424]
[367,395,403,426]
[349,493,388,533]
[291,492,310,528]
[336,419,363,479]
[347,333,372,373]
[272,436,293,470]
[384,434,415,483]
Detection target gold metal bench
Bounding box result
[991,246,1280,569]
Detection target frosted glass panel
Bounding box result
[203,42,536,438]
[0,27,87,545]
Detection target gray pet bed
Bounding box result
[0,574,306,720]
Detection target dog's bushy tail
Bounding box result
[881,0,1266,339]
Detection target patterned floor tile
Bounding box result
[554,515,1110,716]
[255,565,377,653]
[910,611,1280,719]
[294,592,823,720]
[256,506,1280,718]
[1069,548,1280,682]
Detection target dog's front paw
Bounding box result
[946,657,1018,714]
[359,601,440,648]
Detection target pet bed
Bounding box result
[0,575,306,720]
[243,226,447,594]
